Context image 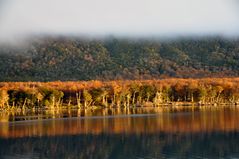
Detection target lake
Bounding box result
[1,106,239,159]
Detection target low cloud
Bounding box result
[0,0,239,43]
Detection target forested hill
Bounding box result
[0,37,239,81]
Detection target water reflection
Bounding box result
[1,107,167,122]
[1,107,239,138]
[1,107,239,158]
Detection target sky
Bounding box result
[0,0,239,42]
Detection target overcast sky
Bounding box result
[0,0,239,42]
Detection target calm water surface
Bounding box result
[1,106,239,159]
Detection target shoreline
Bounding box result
[1,104,238,123]
[1,101,238,112]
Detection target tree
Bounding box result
[83,90,92,107]
[0,90,9,108]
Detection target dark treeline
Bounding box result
[0,37,239,81]
[1,78,239,109]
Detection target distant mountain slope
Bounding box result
[0,37,239,81]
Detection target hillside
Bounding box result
[0,37,239,81]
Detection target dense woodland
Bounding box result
[1,78,239,109]
[0,37,239,81]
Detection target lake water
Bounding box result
[1,106,239,159]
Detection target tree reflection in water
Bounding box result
[1,107,239,158]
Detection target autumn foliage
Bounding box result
[1,78,239,109]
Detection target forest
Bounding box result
[1,78,239,110]
[0,37,239,81]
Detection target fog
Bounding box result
[0,0,239,43]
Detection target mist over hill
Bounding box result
[0,36,239,81]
